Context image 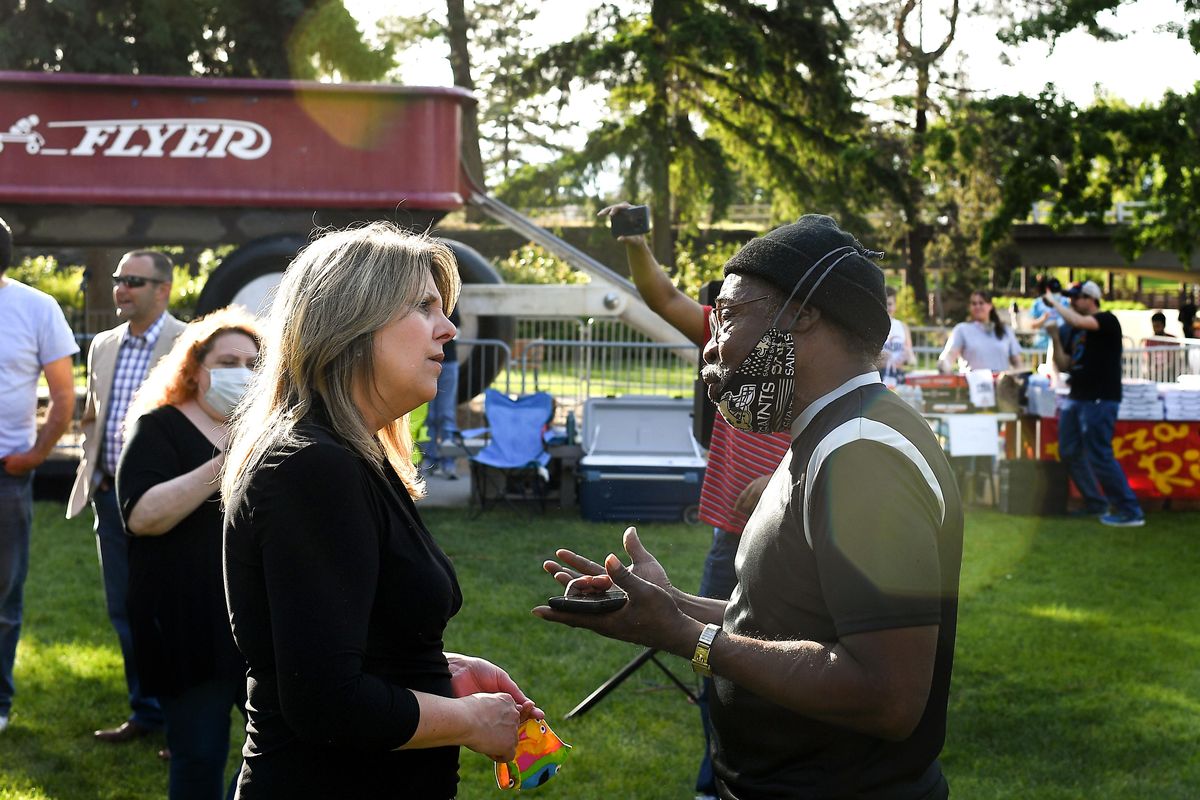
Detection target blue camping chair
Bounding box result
[466,389,554,515]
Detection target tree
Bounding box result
[841,0,971,318]
[0,0,392,80]
[969,0,1200,266]
[528,0,862,267]
[383,0,570,198]
[445,0,486,191]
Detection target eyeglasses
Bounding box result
[112,274,165,288]
[709,295,772,340]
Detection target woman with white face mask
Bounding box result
[117,305,262,800]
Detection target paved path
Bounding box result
[417,458,473,509]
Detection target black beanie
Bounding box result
[723,214,890,353]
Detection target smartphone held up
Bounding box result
[609,205,650,239]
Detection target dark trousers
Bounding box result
[93,485,163,726]
[0,471,33,716]
[695,527,740,796]
[1058,398,1141,517]
[161,677,245,800]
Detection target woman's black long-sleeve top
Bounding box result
[118,405,245,699]
[223,411,463,799]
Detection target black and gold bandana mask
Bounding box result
[716,328,797,434]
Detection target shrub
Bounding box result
[7,256,86,309]
[497,243,590,285]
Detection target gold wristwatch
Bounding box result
[691,623,721,677]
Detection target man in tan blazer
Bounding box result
[67,250,185,744]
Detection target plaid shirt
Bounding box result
[101,312,168,476]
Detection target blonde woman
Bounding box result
[117,306,262,799]
[221,223,540,799]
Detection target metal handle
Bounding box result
[596,472,687,482]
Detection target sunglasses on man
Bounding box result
[112,274,166,288]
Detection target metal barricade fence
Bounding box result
[515,339,699,426]
[909,325,1046,372]
[1122,340,1200,383]
[455,319,700,431]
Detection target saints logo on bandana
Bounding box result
[716,327,796,434]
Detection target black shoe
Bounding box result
[94,720,158,743]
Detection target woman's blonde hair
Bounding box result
[221,222,460,510]
[124,305,263,436]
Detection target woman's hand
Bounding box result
[446,654,543,723]
[459,692,523,763]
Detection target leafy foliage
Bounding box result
[997,0,1200,51]
[382,0,572,189]
[0,0,392,80]
[6,257,85,310]
[890,283,924,325]
[970,88,1200,266]
[670,238,742,298]
[496,243,591,285]
[520,0,863,262]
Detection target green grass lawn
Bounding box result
[2,502,1198,798]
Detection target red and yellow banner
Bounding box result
[1039,419,1200,499]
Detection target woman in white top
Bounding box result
[938,290,1023,373]
[880,286,916,384]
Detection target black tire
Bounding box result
[194,234,515,405]
[195,234,308,316]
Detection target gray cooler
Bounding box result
[578,396,706,523]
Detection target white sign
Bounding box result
[966,369,996,408]
[946,414,1000,457]
[0,114,272,160]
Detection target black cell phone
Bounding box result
[547,590,629,614]
[610,205,650,238]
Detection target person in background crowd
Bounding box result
[1177,294,1196,340]
[1145,311,1174,345]
[221,223,540,798]
[1143,311,1178,381]
[423,307,461,480]
[1046,280,1145,527]
[599,201,792,800]
[881,286,917,385]
[1028,275,1067,351]
[938,289,1023,373]
[0,216,79,735]
[117,307,262,798]
[540,214,963,800]
[68,250,185,744]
